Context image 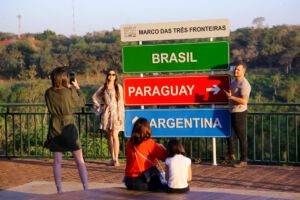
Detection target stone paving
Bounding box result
[0,158,300,199]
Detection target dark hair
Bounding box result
[236,62,247,71]
[166,140,186,157]
[50,67,68,89]
[103,69,120,101]
[130,118,152,145]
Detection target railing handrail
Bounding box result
[1,102,300,107]
[248,102,300,106]
[0,103,46,107]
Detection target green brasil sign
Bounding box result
[122,41,229,73]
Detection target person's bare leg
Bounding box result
[107,130,115,164]
[72,149,89,190]
[112,130,120,166]
[53,152,63,193]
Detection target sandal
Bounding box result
[108,160,115,166]
[114,161,120,167]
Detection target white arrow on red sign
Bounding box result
[206,85,221,95]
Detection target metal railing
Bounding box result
[0,103,299,165]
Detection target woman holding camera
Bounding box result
[44,67,89,193]
[92,69,124,167]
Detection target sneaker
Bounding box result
[233,161,247,168]
[224,154,236,161]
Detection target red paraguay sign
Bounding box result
[123,75,230,106]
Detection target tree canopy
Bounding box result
[0,25,299,80]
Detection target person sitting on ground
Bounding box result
[124,117,167,191]
[165,139,192,193]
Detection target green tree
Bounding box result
[35,30,56,41]
[36,39,57,77]
[272,73,281,96]
[285,79,298,102]
[0,45,24,79]
[252,17,265,29]
[17,65,38,80]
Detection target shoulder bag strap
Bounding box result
[134,146,165,172]
[133,150,142,172]
[134,146,154,165]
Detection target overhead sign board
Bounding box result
[125,109,231,138]
[122,41,229,73]
[120,19,230,42]
[123,75,230,105]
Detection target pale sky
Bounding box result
[1,0,299,36]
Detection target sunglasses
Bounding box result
[108,73,116,76]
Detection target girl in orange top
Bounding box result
[124,118,167,191]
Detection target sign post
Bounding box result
[210,36,217,166]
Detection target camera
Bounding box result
[69,72,75,84]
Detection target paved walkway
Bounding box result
[0,158,300,200]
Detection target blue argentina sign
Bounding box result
[124,108,231,138]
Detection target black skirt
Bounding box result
[44,124,81,152]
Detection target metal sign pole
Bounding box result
[139,41,144,110]
[210,37,217,166]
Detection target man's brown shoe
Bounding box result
[224,154,236,161]
[233,161,247,168]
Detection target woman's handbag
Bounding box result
[134,147,167,185]
[142,166,162,183]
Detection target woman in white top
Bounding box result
[165,140,192,193]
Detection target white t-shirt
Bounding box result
[165,154,191,189]
[229,77,251,113]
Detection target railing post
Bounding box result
[12,114,15,157]
[85,111,88,158]
[296,115,298,163]
[5,107,9,158]
[278,115,281,161]
[34,115,37,156]
[286,116,289,163]
[262,114,264,161]
[270,115,273,161]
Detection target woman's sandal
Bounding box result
[108,160,115,166]
[114,161,120,167]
